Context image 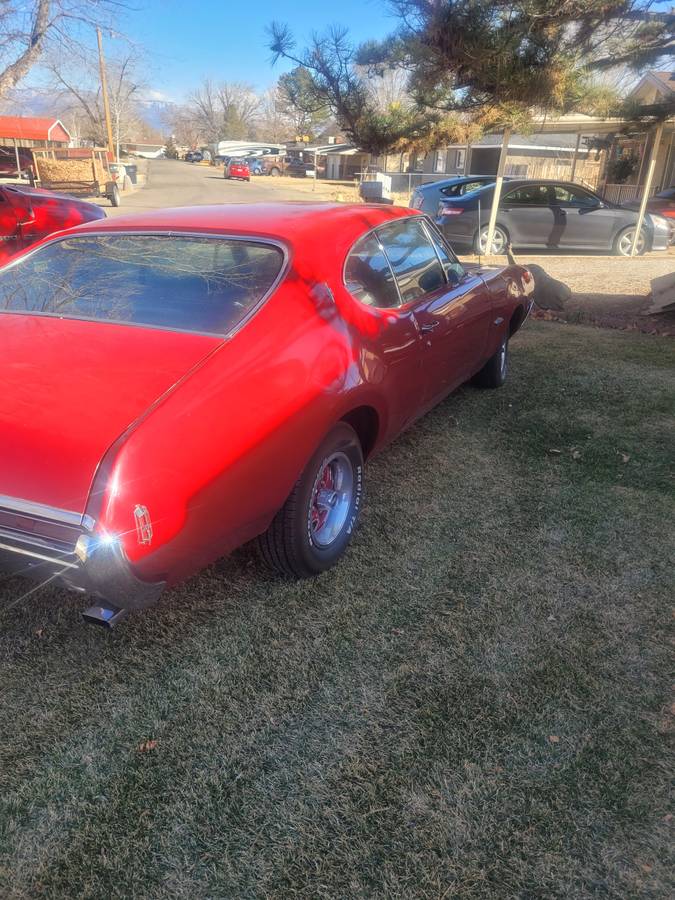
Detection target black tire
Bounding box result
[473,337,509,388]
[110,185,121,207]
[474,224,508,255]
[257,423,364,578]
[613,225,647,256]
[269,167,280,177]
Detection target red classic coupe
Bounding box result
[0,183,105,262]
[0,203,533,625]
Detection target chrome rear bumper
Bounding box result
[0,500,164,609]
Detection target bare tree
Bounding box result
[0,1,127,100]
[165,104,204,149]
[45,50,148,153]
[189,79,260,142]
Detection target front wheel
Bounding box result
[257,422,364,578]
[473,337,509,388]
[613,225,647,256]
[475,224,508,255]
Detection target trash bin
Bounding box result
[125,164,138,185]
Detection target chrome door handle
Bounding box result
[420,320,440,333]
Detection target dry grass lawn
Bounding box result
[0,321,673,898]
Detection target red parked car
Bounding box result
[224,159,250,181]
[0,184,105,262]
[0,203,533,626]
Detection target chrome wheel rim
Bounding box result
[500,340,508,377]
[479,227,506,255]
[309,452,354,548]
[619,229,645,255]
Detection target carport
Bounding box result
[0,116,71,177]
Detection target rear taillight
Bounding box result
[661,209,675,218]
[438,206,464,217]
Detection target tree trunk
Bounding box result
[0,1,52,100]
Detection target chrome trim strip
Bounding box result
[0,493,84,526]
[0,541,79,569]
[0,230,290,341]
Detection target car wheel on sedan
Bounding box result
[258,422,364,578]
[613,225,646,256]
[475,224,508,255]
[473,337,509,388]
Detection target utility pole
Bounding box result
[97,27,116,161]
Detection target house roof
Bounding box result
[0,116,70,143]
[629,70,675,101]
[650,71,675,92]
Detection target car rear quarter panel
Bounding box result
[93,272,385,585]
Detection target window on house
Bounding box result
[505,164,528,177]
[455,149,466,170]
[434,151,446,173]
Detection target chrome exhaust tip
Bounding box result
[81,603,128,629]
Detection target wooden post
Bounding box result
[464,144,471,175]
[97,28,116,161]
[13,138,21,177]
[570,133,582,183]
[484,126,511,255]
[631,121,664,256]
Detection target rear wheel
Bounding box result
[269,167,280,177]
[257,423,364,578]
[613,225,647,256]
[109,185,121,207]
[475,224,508,255]
[473,337,509,388]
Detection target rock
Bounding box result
[527,264,572,311]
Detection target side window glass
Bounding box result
[460,181,487,195]
[552,185,597,207]
[345,233,400,309]
[378,219,446,304]
[502,185,550,206]
[423,221,465,287]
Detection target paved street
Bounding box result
[107,158,330,216]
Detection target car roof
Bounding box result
[60,202,420,266]
[417,175,495,193]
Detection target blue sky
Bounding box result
[123,0,393,102]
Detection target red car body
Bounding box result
[0,184,105,262]
[0,203,532,617]
[225,159,250,181]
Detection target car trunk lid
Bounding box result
[0,314,220,515]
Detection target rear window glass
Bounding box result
[0,234,284,334]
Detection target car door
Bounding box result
[344,230,427,436]
[500,183,558,248]
[377,217,491,405]
[549,183,617,249]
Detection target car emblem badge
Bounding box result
[134,505,153,545]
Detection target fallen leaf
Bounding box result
[34,628,45,638]
[571,449,582,460]
[548,735,560,743]
[548,449,562,456]
[138,739,158,753]
[640,863,653,874]
[663,813,673,823]
[619,451,630,463]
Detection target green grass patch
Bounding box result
[1,321,673,898]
